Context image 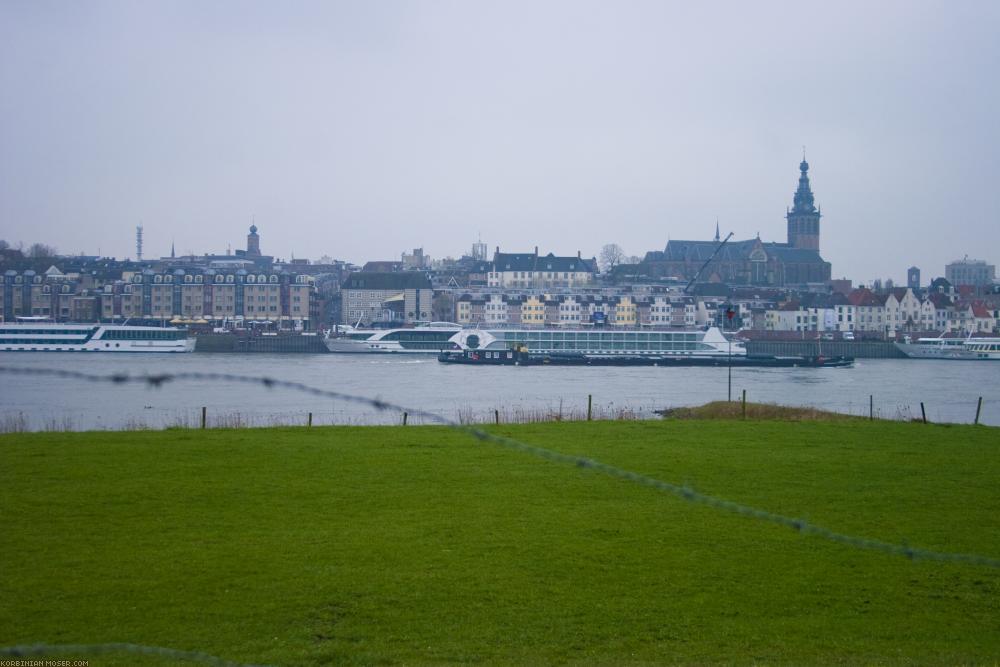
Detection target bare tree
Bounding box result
[599,243,625,273]
[431,291,456,322]
[27,243,58,258]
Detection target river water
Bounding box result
[1,353,998,430]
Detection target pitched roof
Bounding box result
[493,252,596,273]
[848,288,887,307]
[341,272,431,290]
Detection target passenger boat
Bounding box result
[324,322,462,353]
[437,327,853,367]
[895,334,1000,360]
[0,321,194,352]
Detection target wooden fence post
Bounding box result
[920,402,927,424]
[201,406,207,429]
[403,412,408,426]
[741,389,747,419]
[307,412,313,427]
[870,394,874,421]
[587,394,593,421]
[975,396,983,425]
[495,409,500,425]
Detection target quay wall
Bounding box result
[194,334,328,353]
[746,340,905,359]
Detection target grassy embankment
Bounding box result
[2,417,999,665]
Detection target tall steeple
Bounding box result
[786,154,821,251]
[714,219,720,243]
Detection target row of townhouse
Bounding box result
[102,269,314,327]
[453,293,710,328]
[1,269,100,321]
[765,287,999,335]
[1,269,315,328]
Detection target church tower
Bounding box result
[247,224,261,256]
[786,156,821,251]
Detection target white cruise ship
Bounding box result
[324,322,462,353]
[0,322,195,352]
[446,326,744,358]
[895,334,1000,360]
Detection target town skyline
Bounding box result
[3,2,999,284]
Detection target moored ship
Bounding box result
[0,321,194,352]
[895,334,1000,360]
[324,322,462,353]
[438,326,853,367]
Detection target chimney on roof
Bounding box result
[534,246,538,257]
[577,250,581,259]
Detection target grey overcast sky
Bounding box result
[1,1,998,282]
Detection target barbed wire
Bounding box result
[1,365,999,569]
[0,642,272,666]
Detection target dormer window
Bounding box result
[269,275,278,283]
[216,275,224,283]
[195,275,203,283]
[247,275,255,283]
[154,275,163,283]
[185,274,193,283]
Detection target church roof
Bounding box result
[662,239,825,264]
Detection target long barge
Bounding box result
[437,326,852,368]
[439,349,852,367]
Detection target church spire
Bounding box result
[786,154,821,251]
[714,219,720,243]
[791,157,817,215]
[170,239,175,259]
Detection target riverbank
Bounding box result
[2,420,998,665]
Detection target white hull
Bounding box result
[324,338,440,353]
[895,340,1000,360]
[0,340,195,352]
[447,326,745,358]
[325,324,462,354]
[0,323,195,353]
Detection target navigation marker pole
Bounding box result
[726,306,735,402]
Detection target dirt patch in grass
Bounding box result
[659,400,861,421]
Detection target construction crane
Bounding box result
[683,231,733,294]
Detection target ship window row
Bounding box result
[0,328,94,335]
[0,338,86,344]
[380,332,455,342]
[496,332,701,343]
[502,340,714,351]
[101,330,186,340]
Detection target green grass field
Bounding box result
[2,419,999,665]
